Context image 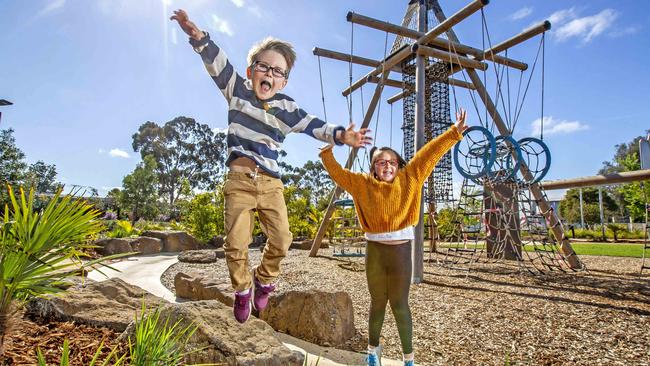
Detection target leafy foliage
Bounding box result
[559,187,618,225]
[120,155,160,222]
[0,187,125,350]
[132,117,227,208]
[181,190,224,244]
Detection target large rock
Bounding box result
[174,271,233,306]
[141,230,200,252]
[122,300,304,365]
[26,278,165,331]
[94,238,132,256]
[261,290,355,347]
[129,236,163,254]
[178,249,224,263]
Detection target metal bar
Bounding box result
[347,11,527,70]
[415,44,488,71]
[310,71,391,256]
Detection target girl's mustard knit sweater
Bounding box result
[320,125,463,234]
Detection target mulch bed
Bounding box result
[0,309,128,365]
[162,249,650,366]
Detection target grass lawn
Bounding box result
[431,241,648,258]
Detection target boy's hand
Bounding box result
[170,9,204,40]
[338,123,372,148]
[455,108,468,133]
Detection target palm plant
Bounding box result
[0,186,122,352]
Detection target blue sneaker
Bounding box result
[404,360,414,366]
[366,345,382,366]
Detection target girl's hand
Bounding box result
[455,108,468,133]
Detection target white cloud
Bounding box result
[210,14,234,36]
[531,116,589,136]
[230,0,245,8]
[609,25,640,38]
[510,7,533,21]
[36,0,65,18]
[109,148,130,158]
[547,7,577,25]
[213,127,228,135]
[552,8,618,43]
[248,5,263,19]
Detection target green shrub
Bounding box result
[106,220,140,238]
[181,192,223,244]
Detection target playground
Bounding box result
[1,0,650,364]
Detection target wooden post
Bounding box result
[309,71,391,257]
[415,44,488,71]
[312,47,401,72]
[540,169,650,190]
[579,188,585,229]
[411,0,428,284]
[342,45,412,97]
[429,0,582,269]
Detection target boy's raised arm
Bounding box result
[170,9,203,40]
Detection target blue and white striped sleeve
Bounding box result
[273,99,345,145]
[189,32,241,103]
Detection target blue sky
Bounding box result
[1,0,649,199]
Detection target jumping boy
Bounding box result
[171,9,371,323]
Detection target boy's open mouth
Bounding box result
[260,80,272,92]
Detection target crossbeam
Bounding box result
[347,11,527,71]
[414,44,488,71]
[368,75,474,92]
[312,47,402,72]
[541,170,650,190]
[341,0,488,97]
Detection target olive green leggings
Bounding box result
[366,240,412,354]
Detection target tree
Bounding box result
[131,117,227,208]
[559,187,618,226]
[0,129,27,186]
[120,155,160,223]
[599,130,650,221]
[23,160,61,193]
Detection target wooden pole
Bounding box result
[309,71,391,257]
[342,44,412,97]
[312,47,401,72]
[483,21,551,60]
[415,44,488,71]
[540,169,650,190]
[429,0,582,270]
[347,11,527,71]
[412,0,428,284]
[387,76,475,104]
[579,188,585,229]
[418,0,489,46]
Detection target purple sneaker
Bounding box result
[253,277,275,311]
[233,289,252,323]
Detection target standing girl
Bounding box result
[320,109,468,366]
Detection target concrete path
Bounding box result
[87,254,404,366]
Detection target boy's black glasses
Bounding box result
[252,61,288,79]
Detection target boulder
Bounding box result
[178,249,224,264]
[174,271,233,306]
[209,235,225,248]
[141,230,200,252]
[260,290,355,347]
[122,300,304,365]
[94,238,133,256]
[26,278,165,331]
[130,236,163,254]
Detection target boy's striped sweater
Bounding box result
[190,33,345,178]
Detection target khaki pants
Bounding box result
[223,172,293,292]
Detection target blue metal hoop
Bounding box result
[453,126,497,180]
[517,137,551,184]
